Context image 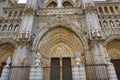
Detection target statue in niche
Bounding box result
[74,52,81,66]
[110,21,114,27]
[35,52,42,66]
[103,21,108,27]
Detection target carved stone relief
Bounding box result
[106,40,120,59]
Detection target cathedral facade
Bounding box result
[0,0,120,80]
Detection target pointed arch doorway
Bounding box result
[38,27,85,80]
[106,39,120,80]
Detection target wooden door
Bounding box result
[111,59,120,80]
[50,58,60,80]
[62,58,72,80]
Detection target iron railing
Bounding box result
[0,64,109,80]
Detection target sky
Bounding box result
[18,0,106,3]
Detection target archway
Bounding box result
[37,27,84,80]
[0,43,15,76]
[106,39,120,80]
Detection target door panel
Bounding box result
[111,59,120,80]
[50,58,60,80]
[62,58,72,80]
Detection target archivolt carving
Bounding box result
[0,43,15,65]
[39,28,84,57]
[106,40,120,59]
[33,18,88,51]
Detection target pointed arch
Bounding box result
[47,1,57,8]
[32,18,88,52]
[2,25,7,31]
[9,24,13,31]
[63,1,73,8]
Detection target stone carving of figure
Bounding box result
[74,52,81,66]
[103,21,108,27]
[110,21,114,27]
[105,56,112,64]
[6,57,11,66]
[35,52,42,66]
[96,29,102,38]
[91,29,102,39]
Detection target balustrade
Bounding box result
[37,8,83,15]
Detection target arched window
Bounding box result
[47,1,57,8]
[14,24,19,31]
[14,11,17,16]
[110,6,114,14]
[99,7,103,14]
[104,7,109,14]
[115,6,118,12]
[8,11,12,17]
[109,20,114,27]
[9,24,13,31]
[103,20,108,27]
[2,25,7,31]
[63,1,73,8]
[116,20,120,27]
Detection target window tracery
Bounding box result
[2,25,7,31]
[63,1,73,8]
[47,1,57,8]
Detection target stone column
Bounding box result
[9,41,29,80]
[97,7,101,15]
[10,11,15,19]
[5,11,9,20]
[113,6,118,15]
[92,41,109,79]
[0,57,11,80]
[16,11,19,19]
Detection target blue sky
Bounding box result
[18,0,106,3]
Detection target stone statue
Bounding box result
[96,30,102,38]
[6,57,11,66]
[105,56,112,64]
[91,29,102,39]
[74,52,81,66]
[35,52,42,66]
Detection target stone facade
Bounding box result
[0,0,120,80]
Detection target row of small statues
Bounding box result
[3,52,112,68]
